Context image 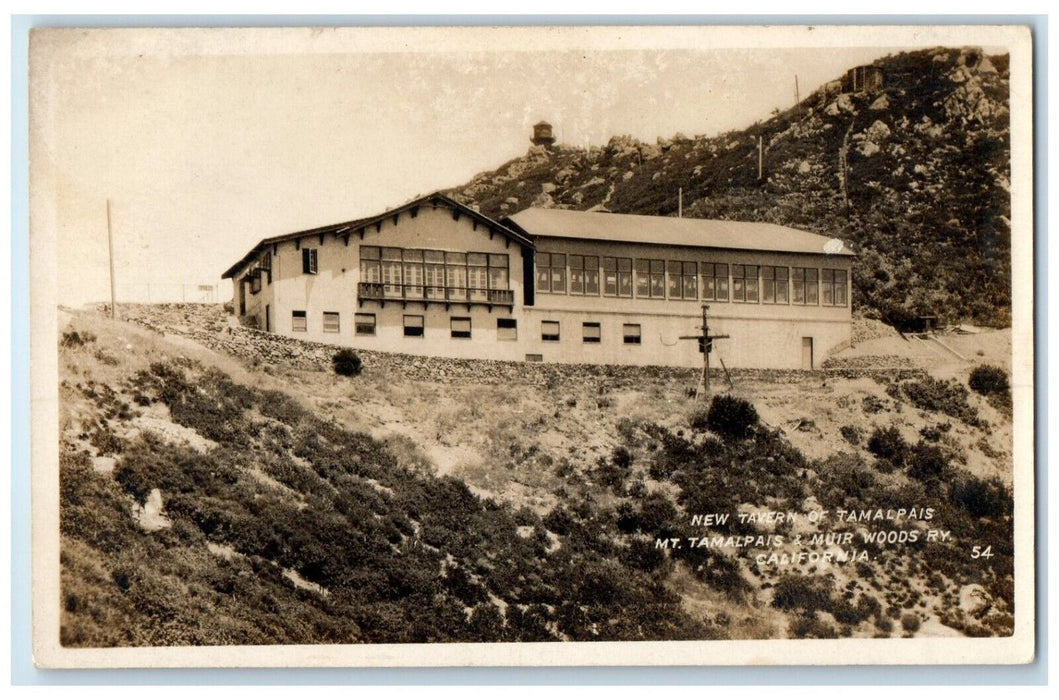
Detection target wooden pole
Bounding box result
[106,199,116,319]
[795,74,800,105]
[678,187,683,218]
[702,304,711,395]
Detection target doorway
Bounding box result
[265,305,271,332]
[801,337,814,370]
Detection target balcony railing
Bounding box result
[358,282,514,307]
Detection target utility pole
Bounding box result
[106,199,117,319]
[795,74,800,105]
[678,187,683,218]
[679,304,730,398]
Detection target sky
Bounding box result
[31,26,915,305]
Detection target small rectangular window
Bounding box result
[355,313,376,336]
[302,248,319,275]
[582,322,601,344]
[541,320,560,342]
[623,323,642,345]
[497,317,517,341]
[451,317,472,339]
[403,315,425,337]
[323,312,340,333]
[292,310,307,332]
[525,353,544,363]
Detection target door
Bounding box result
[265,305,271,332]
[801,337,814,370]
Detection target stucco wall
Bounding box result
[228,208,853,369]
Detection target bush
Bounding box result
[332,349,362,377]
[705,394,758,439]
[906,440,948,482]
[867,426,907,464]
[901,613,921,633]
[901,377,981,426]
[839,425,862,446]
[951,476,1011,519]
[969,365,1009,396]
[772,574,834,612]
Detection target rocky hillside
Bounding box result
[448,47,1011,329]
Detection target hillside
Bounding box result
[59,304,1015,645]
[447,47,1011,329]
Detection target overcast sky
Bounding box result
[32,26,918,305]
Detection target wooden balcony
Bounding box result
[358,282,514,309]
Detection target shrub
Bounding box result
[901,613,921,633]
[907,440,948,482]
[969,365,1009,396]
[688,406,711,432]
[839,425,862,446]
[332,349,362,377]
[772,574,834,612]
[901,377,981,426]
[705,394,758,440]
[950,476,1011,519]
[867,426,907,464]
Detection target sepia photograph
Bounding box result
[28,23,1035,668]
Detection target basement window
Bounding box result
[451,317,471,339]
[404,315,425,338]
[323,312,340,333]
[582,322,601,344]
[355,313,376,336]
[497,318,517,341]
[622,323,642,345]
[541,320,560,342]
[302,248,319,275]
[292,310,307,333]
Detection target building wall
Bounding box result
[230,210,853,370]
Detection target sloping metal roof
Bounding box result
[222,193,533,280]
[503,208,856,257]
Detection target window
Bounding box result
[250,269,262,294]
[732,264,760,303]
[623,323,642,345]
[302,248,318,275]
[261,252,272,284]
[360,246,381,284]
[701,263,729,301]
[821,269,848,306]
[569,255,600,295]
[541,320,560,342]
[635,259,666,298]
[525,354,544,363]
[382,247,403,298]
[445,252,468,300]
[451,317,471,339]
[488,254,510,293]
[792,268,820,305]
[582,322,601,343]
[403,315,424,337]
[355,313,376,336]
[323,312,340,333]
[537,253,567,294]
[424,250,446,300]
[602,256,633,297]
[667,261,698,299]
[292,310,307,332]
[402,249,424,298]
[497,318,517,341]
[761,266,790,304]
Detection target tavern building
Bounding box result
[222,192,854,370]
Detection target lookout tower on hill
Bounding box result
[531,121,556,147]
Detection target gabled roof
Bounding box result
[222,193,533,279]
[503,208,856,257]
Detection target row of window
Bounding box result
[536,254,848,306]
[292,311,647,345]
[288,311,645,345]
[360,245,510,296]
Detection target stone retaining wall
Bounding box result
[114,304,927,387]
